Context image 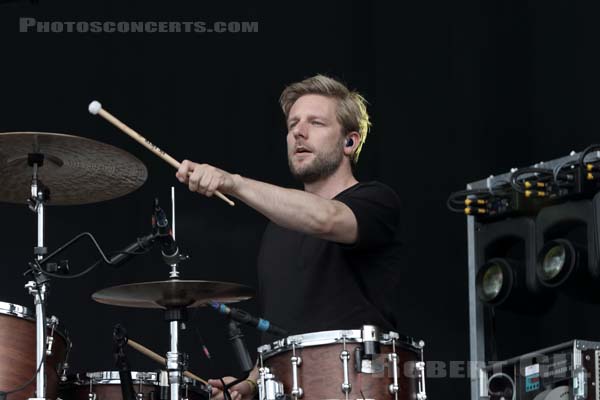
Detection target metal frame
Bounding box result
[463,149,600,399]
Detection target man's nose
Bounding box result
[292,121,308,139]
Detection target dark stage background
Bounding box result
[1,1,600,399]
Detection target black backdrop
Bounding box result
[1,1,600,398]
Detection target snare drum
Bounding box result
[0,301,70,400]
[60,371,210,400]
[257,325,426,400]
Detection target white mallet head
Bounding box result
[88,100,102,115]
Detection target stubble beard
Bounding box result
[288,138,344,183]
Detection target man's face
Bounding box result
[286,94,345,183]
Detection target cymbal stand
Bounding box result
[165,308,187,400]
[166,187,186,400]
[25,153,50,400]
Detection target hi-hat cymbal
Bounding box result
[92,280,254,309]
[0,132,147,205]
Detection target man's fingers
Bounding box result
[206,175,222,197]
[208,379,223,389]
[177,160,195,183]
[199,170,214,195]
[188,166,204,192]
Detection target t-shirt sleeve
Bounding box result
[336,182,401,250]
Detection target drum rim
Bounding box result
[0,301,32,319]
[66,371,197,386]
[0,301,71,343]
[67,371,158,385]
[257,328,424,358]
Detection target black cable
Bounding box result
[24,231,153,280]
[577,144,600,168]
[446,185,512,213]
[220,378,232,400]
[446,189,492,213]
[509,167,553,194]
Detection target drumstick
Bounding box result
[126,338,209,385]
[88,100,235,207]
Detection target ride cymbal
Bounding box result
[0,132,147,205]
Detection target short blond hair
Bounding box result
[280,74,371,163]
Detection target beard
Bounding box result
[288,139,344,183]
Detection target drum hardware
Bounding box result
[340,336,351,399]
[289,342,303,400]
[257,367,285,400]
[416,360,427,400]
[387,339,399,399]
[26,151,50,400]
[354,325,382,374]
[46,316,59,356]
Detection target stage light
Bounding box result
[474,217,549,310]
[476,258,514,305]
[536,239,576,287]
[535,200,597,298]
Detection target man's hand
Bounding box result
[176,160,239,197]
[208,376,256,400]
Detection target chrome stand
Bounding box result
[26,156,50,400]
[165,188,186,400]
[165,307,187,400]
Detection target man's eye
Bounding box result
[312,121,323,126]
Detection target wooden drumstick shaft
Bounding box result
[127,338,209,385]
[90,102,235,207]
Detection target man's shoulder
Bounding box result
[337,181,400,205]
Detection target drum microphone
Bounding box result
[227,320,255,374]
[153,199,188,265]
[108,233,157,266]
[211,302,289,337]
[112,324,136,400]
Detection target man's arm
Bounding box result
[176,161,358,244]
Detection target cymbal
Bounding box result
[0,132,147,205]
[92,280,254,309]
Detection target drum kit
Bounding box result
[0,103,428,400]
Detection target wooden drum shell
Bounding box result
[0,311,68,400]
[261,331,423,400]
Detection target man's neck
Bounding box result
[303,166,358,199]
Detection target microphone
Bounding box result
[227,320,254,374]
[153,199,187,265]
[211,302,289,337]
[112,324,136,400]
[108,233,156,266]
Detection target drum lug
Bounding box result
[290,355,303,399]
[340,349,352,396]
[416,360,427,400]
[88,392,97,400]
[387,352,399,398]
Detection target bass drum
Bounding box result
[59,371,210,400]
[0,301,70,400]
[257,325,427,400]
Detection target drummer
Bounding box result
[176,74,402,400]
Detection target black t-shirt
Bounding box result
[256,181,402,342]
